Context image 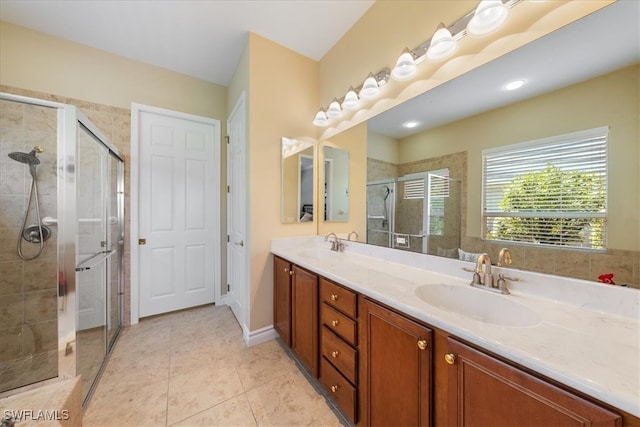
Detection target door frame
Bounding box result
[130,103,221,325]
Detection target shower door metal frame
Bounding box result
[0,92,124,397]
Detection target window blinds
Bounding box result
[482,127,608,250]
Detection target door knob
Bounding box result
[138,238,146,245]
[234,240,244,247]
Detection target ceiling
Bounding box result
[0,0,374,86]
[368,1,640,139]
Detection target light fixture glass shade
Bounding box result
[426,25,457,61]
[342,87,359,110]
[360,73,380,99]
[391,48,417,81]
[312,109,328,127]
[326,99,342,119]
[467,0,509,36]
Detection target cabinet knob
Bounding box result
[417,339,428,350]
[330,294,339,301]
[284,267,288,273]
[289,270,294,276]
[331,350,339,358]
[331,319,339,327]
[330,385,339,393]
[444,353,456,365]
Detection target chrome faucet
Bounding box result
[347,230,359,241]
[325,232,344,252]
[498,248,512,267]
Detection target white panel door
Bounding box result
[226,93,247,328]
[139,111,217,317]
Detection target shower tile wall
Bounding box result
[0,99,59,392]
[1,84,132,324]
[1,85,132,395]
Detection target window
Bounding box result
[482,127,607,250]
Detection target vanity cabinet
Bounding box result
[273,256,292,346]
[291,264,319,377]
[445,337,621,427]
[272,255,635,426]
[359,297,432,427]
[318,277,359,424]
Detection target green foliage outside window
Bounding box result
[489,165,605,248]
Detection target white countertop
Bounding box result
[271,235,640,417]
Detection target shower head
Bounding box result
[7,146,43,166]
[383,185,391,201]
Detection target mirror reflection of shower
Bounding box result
[367,171,462,255]
[367,181,396,248]
[7,145,51,260]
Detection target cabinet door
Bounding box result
[360,298,432,426]
[446,338,621,427]
[273,256,292,346]
[292,265,319,377]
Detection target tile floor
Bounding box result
[83,304,343,426]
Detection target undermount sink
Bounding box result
[298,248,340,259]
[414,283,541,327]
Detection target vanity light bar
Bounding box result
[313,0,522,127]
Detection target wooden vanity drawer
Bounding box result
[320,277,357,318]
[321,302,357,345]
[321,326,357,384]
[320,357,357,424]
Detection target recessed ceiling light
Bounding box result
[403,121,420,128]
[504,79,525,91]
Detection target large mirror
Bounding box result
[323,145,350,222]
[281,137,315,223]
[340,2,640,287]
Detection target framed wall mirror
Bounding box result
[322,145,349,222]
[281,137,315,224]
[339,2,640,287]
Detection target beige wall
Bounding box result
[0,22,226,120]
[399,64,639,252]
[246,33,319,331]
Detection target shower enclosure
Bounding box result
[0,93,124,406]
[367,172,461,256]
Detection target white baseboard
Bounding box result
[243,325,277,347]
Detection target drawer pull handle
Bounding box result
[417,339,428,350]
[331,319,339,327]
[330,294,338,301]
[330,385,339,393]
[445,353,456,365]
[331,350,339,358]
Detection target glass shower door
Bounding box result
[106,152,122,351]
[75,122,115,403]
